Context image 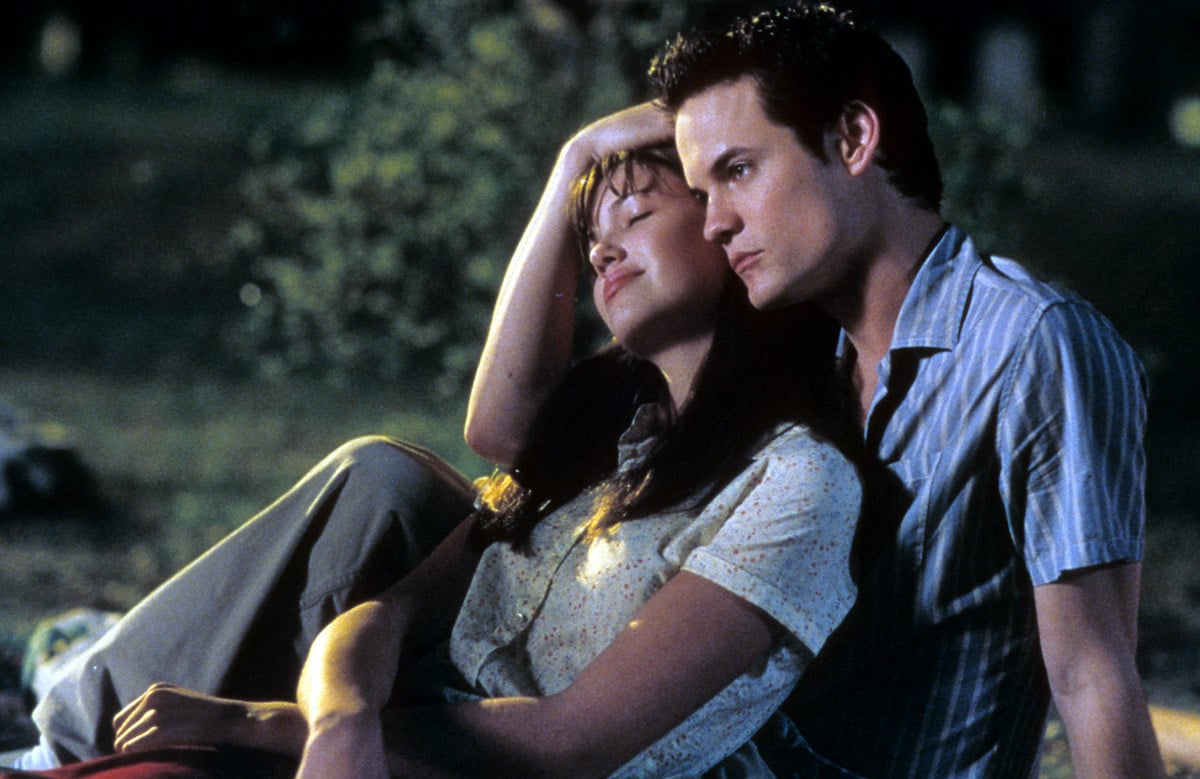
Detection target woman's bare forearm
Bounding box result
[465,102,675,466]
[463,140,589,466]
[111,684,307,757]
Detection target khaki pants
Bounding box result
[32,436,475,763]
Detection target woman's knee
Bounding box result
[330,436,474,504]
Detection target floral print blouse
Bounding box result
[447,404,861,777]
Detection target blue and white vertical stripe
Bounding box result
[785,226,1147,778]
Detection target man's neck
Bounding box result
[835,211,947,421]
[839,212,945,362]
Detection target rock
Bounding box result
[0,404,101,518]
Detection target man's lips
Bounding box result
[603,269,641,303]
[727,250,761,276]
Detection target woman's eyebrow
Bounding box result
[602,190,640,217]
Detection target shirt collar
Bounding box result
[615,402,671,475]
[836,224,982,359]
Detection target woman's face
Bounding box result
[587,164,730,359]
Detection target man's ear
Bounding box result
[835,101,881,176]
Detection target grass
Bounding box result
[0,368,488,642]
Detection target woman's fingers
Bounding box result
[111,682,233,752]
[114,705,166,752]
[570,102,676,161]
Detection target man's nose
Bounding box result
[703,196,741,245]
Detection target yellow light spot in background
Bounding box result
[1168,95,1200,148]
[239,283,262,307]
[39,14,81,78]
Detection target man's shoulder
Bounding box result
[969,249,1075,311]
[899,227,1096,351]
[960,245,1129,351]
[950,249,1145,403]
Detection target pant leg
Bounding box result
[31,436,475,762]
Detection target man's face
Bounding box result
[675,76,855,310]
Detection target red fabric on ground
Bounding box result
[0,746,294,779]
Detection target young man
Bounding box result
[650,4,1165,778]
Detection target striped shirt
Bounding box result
[780,226,1148,778]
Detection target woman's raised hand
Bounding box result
[465,101,677,467]
[561,102,676,172]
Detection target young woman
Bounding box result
[3,105,862,779]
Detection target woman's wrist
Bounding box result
[236,700,309,758]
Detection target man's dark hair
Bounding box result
[649,3,943,211]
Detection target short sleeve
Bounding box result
[683,426,861,655]
[1000,299,1147,585]
[610,427,861,778]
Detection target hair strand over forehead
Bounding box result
[569,144,684,266]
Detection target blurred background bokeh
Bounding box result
[2,1,1199,773]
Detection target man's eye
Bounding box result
[730,162,751,179]
[690,190,708,205]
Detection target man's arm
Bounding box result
[375,570,777,779]
[1035,561,1165,778]
[464,102,674,466]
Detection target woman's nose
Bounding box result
[589,240,626,276]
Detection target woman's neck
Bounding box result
[649,332,714,414]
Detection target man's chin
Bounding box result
[743,281,788,311]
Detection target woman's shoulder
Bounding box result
[755,422,850,462]
[748,423,862,495]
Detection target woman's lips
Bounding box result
[603,269,641,303]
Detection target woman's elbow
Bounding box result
[463,420,518,468]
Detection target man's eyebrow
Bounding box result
[708,147,747,179]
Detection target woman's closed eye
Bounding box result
[628,210,653,227]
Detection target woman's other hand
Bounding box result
[112,682,305,757]
[465,101,675,466]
